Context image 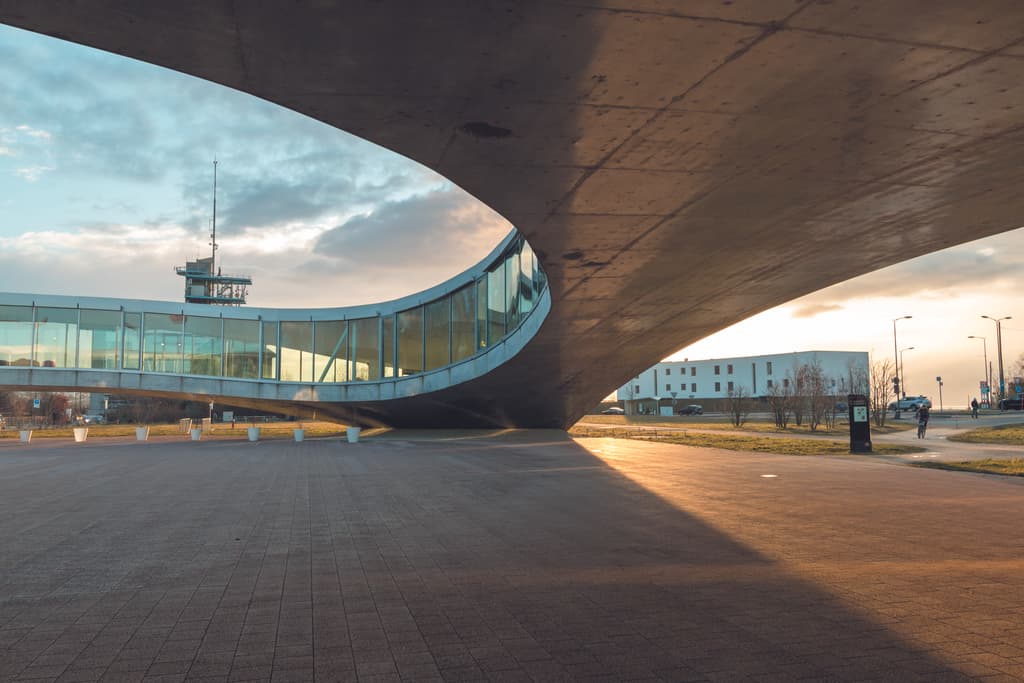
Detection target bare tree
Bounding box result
[766,379,792,429]
[725,385,751,427]
[801,361,832,432]
[869,357,894,427]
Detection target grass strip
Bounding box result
[947,424,1024,445]
[569,426,923,456]
[578,414,914,435]
[0,421,351,440]
[912,458,1024,476]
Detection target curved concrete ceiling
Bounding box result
[4,2,1024,427]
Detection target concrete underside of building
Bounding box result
[4,3,1024,427]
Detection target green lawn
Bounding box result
[0,421,355,440]
[570,425,924,456]
[579,413,914,435]
[913,458,1024,476]
[947,424,1024,445]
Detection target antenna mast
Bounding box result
[210,159,218,271]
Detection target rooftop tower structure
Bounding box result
[175,161,252,305]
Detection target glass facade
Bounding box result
[0,235,547,382]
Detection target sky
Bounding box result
[2,24,1023,407]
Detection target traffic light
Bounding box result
[893,377,900,393]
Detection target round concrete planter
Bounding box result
[19,429,32,443]
[346,427,361,443]
[73,427,88,443]
[293,428,305,442]
[247,427,260,442]
[190,427,202,441]
[135,426,150,441]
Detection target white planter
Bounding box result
[346,427,361,443]
[247,427,260,442]
[190,428,202,441]
[293,428,305,442]
[135,426,150,441]
[19,430,32,443]
[73,427,89,443]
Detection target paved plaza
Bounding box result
[1,433,1024,682]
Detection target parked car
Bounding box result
[835,401,848,412]
[600,406,625,415]
[80,414,105,425]
[998,397,1024,410]
[888,396,931,411]
[677,404,703,415]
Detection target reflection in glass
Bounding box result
[350,317,380,381]
[424,299,450,371]
[487,261,506,344]
[382,315,395,378]
[397,307,423,376]
[35,307,78,368]
[315,320,348,382]
[505,250,520,331]
[262,321,278,380]
[143,312,182,373]
[123,313,141,370]
[280,322,313,382]
[185,316,222,376]
[452,285,475,363]
[0,305,34,366]
[475,279,487,350]
[519,241,535,317]
[80,309,122,370]
[225,319,260,379]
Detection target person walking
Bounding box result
[917,404,930,438]
[970,398,979,419]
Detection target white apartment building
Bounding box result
[616,350,869,411]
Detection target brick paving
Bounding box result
[0,432,1022,681]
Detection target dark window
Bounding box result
[767,379,774,388]
[727,364,733,374]
[783,378,790,388]
[715,381,721,392]
[767,361,773,375]
[714,365,720,375]
[691,383,696,392]
[665,367,670,374]
[634,385,639,394]
[665,383,671,391]
[728,381,734,391]
[690,366,696,376]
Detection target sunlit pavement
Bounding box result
[1,434,1023,681]
[872,412,1024,464]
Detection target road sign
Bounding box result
[32,398,40,409]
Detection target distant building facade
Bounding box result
[616,350,869,414]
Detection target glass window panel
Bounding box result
[519,242,535,318]
[34,307,78,368]
[533,244,546,295]
[452,284,475,363]
[123,313,141,370]
[487,261,505,344]
[80,309,122,370]
[475,278,487,351]
[262,321,278,380]
[0,305,34,367]
[184,315,222,376]
[424,298,450,371]
[382,315,395,378]
[225,319,260,379]
[143,312,181,373]
[314,320,348,383]
[280,321,313,382]
[505,250,520,330]
[397,307,423,376]
[350,317,380,381]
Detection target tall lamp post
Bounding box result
[899,346,914,396]
[967,335,989,405]
[982,315,1011,405]
[893,315,912,419]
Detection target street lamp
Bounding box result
[967,335,989,405]
[981,315,1011,405]
[899,346,914,396]
[893,315,912,419]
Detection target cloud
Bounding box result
[14,165,54,181]
[315,187,511,272]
